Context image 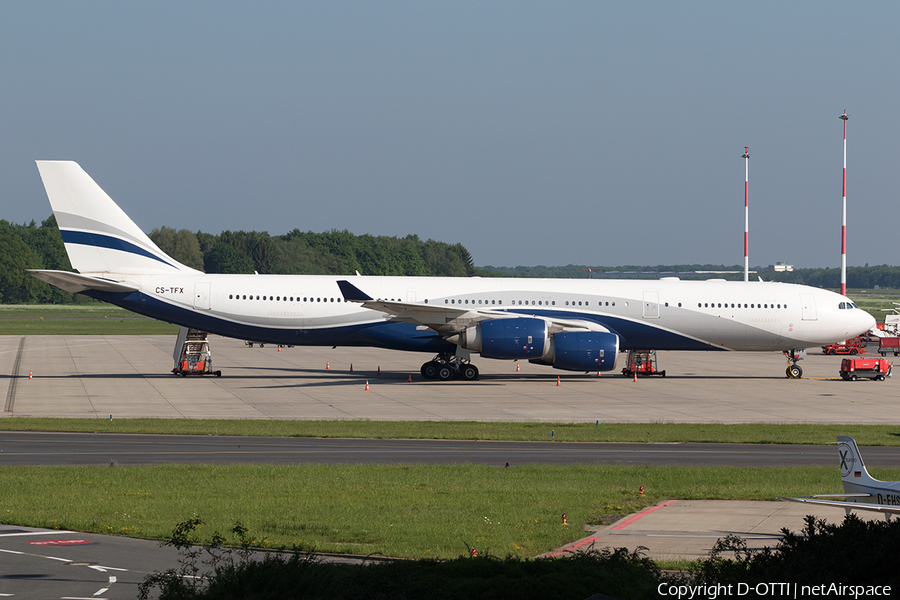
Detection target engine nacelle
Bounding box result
[549,331,619,372]
[458,317,548,360]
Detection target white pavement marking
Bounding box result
[0,530,75,537]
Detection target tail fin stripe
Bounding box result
[54,211,152,249]
[60,230,178,269]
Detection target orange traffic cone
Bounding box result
[377,366,381,376]
[556,375,561,386]
[350,363,353,373]
[516,362,520,372]
[365,380,370,391]
[408,374,412,382]
[277,345,281,352]
[28,370,33,380]
[633,370,638,383]
[326,361,330,370]
[597,371,602,377]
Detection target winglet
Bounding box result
[337,280,373,302]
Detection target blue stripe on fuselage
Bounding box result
[85,290,456,353]
[61,230,178,269]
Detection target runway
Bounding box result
[2,335,898,423]
[4,431,900,467]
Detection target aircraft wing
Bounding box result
[28,270,140,294]
[777,496,900,516]
[337,280,612,335]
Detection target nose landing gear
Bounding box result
[784,348,806,379]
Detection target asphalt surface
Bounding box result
[4,431,900,468]
[3,335,899,423]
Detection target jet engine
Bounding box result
[455,318,619,371]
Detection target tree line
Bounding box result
[2,216,899,304]
[0,217,474,304]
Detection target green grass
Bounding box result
[0,304,177,335]
[847,290,900,322]
[2,418,900,446]
[7,463,898,560]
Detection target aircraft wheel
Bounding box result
[420,362,438,379]
[786,365,802,379]
[460,364,479,381]
[437,365,454,381]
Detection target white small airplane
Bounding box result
[29,161,875,380]
[779,436,900,521]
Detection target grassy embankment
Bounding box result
[6,463,900,560]
[0,304,177,335]
[1,418,900,446]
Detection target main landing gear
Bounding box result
[420,353,480,381]
[784,348,806,379]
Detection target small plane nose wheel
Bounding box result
[786,364,803,379]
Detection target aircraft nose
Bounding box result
[861,310,876,333]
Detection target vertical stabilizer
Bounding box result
[35,161,202,275]
[838,436,880,489]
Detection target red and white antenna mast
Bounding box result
[742,147,750,282]
[840,110,849,296]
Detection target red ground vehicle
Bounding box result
[840,358,891,381]
[822,336,866,355]
[878,337,900,357]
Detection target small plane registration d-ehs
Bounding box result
[780,436,900,521]
[30,161,874,381]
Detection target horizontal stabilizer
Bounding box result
[778,496,900,515]
[28,270,140,294]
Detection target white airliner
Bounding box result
[29,161,874,381]
[779,436,900,521]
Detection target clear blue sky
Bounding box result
[2,2,897,269]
